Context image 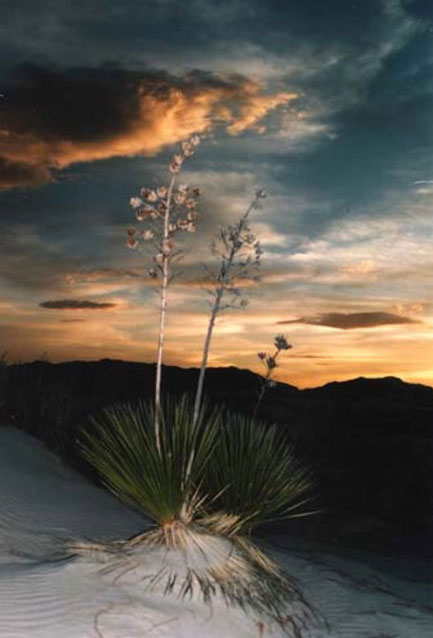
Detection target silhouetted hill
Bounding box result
[2,359,432,557]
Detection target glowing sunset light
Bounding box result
[0,0,432,390]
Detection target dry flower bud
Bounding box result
[142,230,154,240]
[127,226,137,235]
[156,186,168,199]
[256,188,267,198]
[126,238,138,249]
[190,134,200,146]
[169,161,180,174]
[141,188,158,202]
[186,222,196,232]
[155,252,164,264]
[149,268,158,278]
[257,352,267,360]
[178,183,189,194]
[186,211,198,222]
[157,202,168,214]
[174,192,186,205]
[181,141,194,156]
[136,206,155,221]
[185,198,196,209]
[130,196,143,209]
[174,154,184,165]
[192,187,201,197]
[274,334,292,350]
[169,223,177,232]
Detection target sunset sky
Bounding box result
[1,0,432,388]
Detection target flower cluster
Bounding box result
[169,135,200,173]
[257,333,292,374]
[207,192,265,312]
[126,136,201,277]
[274,334,291,351]
[192,188,267,425]
[253,334,292,418]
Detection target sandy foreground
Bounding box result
[0,426,431,638]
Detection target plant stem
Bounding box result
[192,287,223,427]
[154,175,176,454]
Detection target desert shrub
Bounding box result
[80,396,220,527]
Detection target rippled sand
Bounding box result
[0,426,432,637]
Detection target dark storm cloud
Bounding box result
[278,312,419,330]
[0,63,296,190]
[40,299,116,309]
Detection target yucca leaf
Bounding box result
[80,396,221,526]
[203,413,316,534]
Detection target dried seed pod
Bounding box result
[185,198,196,209]
[136,206,155,221]
[130,196,143,209]
[141,188,158,202]
[156,186,168,199]
[169,161,180,174]
[174,192,186,205]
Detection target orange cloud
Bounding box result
[0,66,297,189]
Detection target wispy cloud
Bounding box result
[279,311,419,330]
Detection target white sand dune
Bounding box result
[0,426,432,637]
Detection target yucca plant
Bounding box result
[76,399,317,632]
[80,396,220,537]
[74,135,321,635]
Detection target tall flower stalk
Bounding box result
[252,334,292,421]
[128,136,201,452]
[192,188,266,427]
